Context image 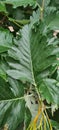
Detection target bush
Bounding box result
[0,0,59,130]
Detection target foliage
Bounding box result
[0,0,59,130]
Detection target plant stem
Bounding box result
[37,0,45,20]
[41,0,45,20]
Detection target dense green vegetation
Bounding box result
[0,0,59,130]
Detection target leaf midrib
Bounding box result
[0,94,33,102]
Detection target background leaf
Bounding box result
[2,0,36,8]
[51,120,59,130]
[0,2,7,13]
[0,77,25,130]
[0,28,13,53]
[39,78,59,104]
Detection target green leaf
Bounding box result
[57,70,59,81]
[0,59,9,79]
[7,25,36,85]
[48,13,59,30]
[44,0,50,7]
[0,2,7,13]
[39,78,59,104]
[3,0,36,8]
[0,28,13,53]
[37,0,50,7]
[30,9,40,28]
[0,77,25,130]
[25,107,32,129]
[7,25,58,85]
[45,13,59,30]
[55,0,59,4]
[0,68,7,80]
[51,120,59,130]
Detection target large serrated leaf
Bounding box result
[6,25,59,85]
[7,25,36,85]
